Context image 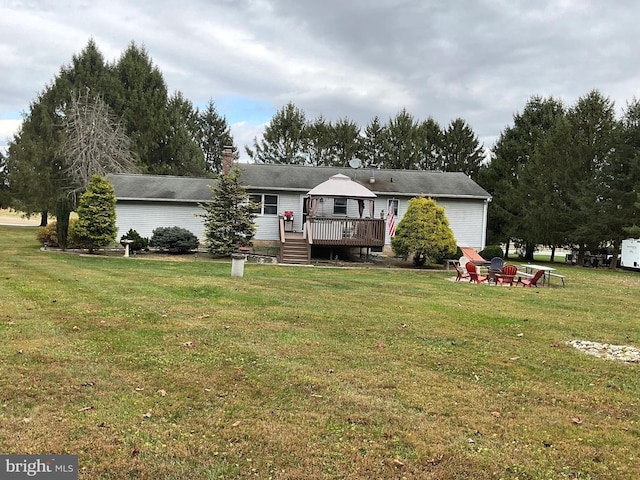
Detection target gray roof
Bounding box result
[108,164,491,202]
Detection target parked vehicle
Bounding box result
[620,238,640,270]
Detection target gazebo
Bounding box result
[304,173,385,247]
[278,173,386,264]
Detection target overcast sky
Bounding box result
[2,0,640,162]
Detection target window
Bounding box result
[333,198,347,215]
[388,199,398,216]
[249,194,278,215]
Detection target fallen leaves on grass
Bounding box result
[571,417,583,425]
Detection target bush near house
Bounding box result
[149,226,199,253]
[73,175,118,252]
[479,245,504,260]
[120,229,149,252]
[36,219,81,248]
[391,196,457,267]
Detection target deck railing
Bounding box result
[308,217,385,247]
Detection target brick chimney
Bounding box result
[221,146,235,175]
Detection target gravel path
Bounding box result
[567,340,640,363]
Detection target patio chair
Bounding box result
[519,269,545,287]
[466,262,488,284]
[495,264,517,286]
[459,256,471,268]
[454,262,470,281]
[489,257,504,271]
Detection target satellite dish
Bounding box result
[349,158,362,169]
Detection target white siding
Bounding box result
[115,195,488,249]
[115,202,206,241]
[375,196,487,250]
[251,191,300,241]
[435,199,486,249]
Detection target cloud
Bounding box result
[2,0,640,159]
[0,120,22,153]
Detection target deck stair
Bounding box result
[280,235,310,265]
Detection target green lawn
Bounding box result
[1,226,639,479]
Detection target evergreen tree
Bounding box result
[331,118,362,167]
[199,166,257,256]
[360,116,387,168]
[246,102,307,164]
[382,109,420,169]
[304,115,334,166]
[196,99,234,174]
[55,195,72,250]
[441,118,484,178]
[415,117,443,170]
[5,39,115,223]
[156,92,206,176]
[6,93,65,224]
[113,42,169,173]
[391,196,457,267]
[561,90,618,262]
[73,175,117,252]
[477,96,565,257]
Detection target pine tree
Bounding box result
[360,116,387,168]
[441,118,484,178]
[196,99,234,174]
[245,102,307,164]
[113,42,169,173]
[199,166,257,256]
[73,175,117,252]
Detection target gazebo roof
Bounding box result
[306,173,377,199]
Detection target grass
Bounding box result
[1,226,639,479]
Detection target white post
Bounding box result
[231,254,246,277]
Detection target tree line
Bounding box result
[3,39,638,266]
[3,39,233,224]
[476,92,640,267]
[246,102,485,177]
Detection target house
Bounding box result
[107,161,491,263]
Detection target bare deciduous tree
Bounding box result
[61,90,137,195]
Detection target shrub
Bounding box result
[37,222,58,247]
[149,226,199,254]
[391,196,457,267]
[37,219,81,248]
[120,229,149,252]
[479,245,504,260]
[73,175,117,252]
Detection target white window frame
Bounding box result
[250,193,279,216]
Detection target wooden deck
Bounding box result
[308,217,385,247]
[278,216,386,264]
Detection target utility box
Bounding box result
[620,238,640,270]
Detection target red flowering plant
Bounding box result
[284,211,294,220]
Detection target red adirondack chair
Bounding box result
[496,264,518,286]
[519,269,545,287]
[466,262,488,284]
